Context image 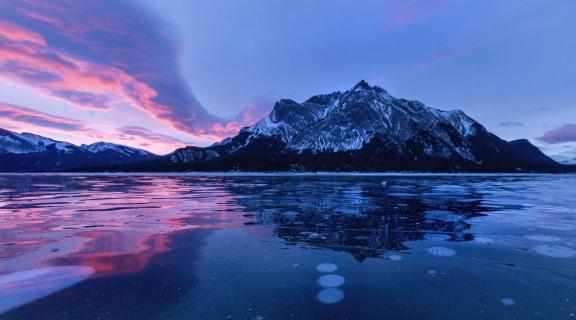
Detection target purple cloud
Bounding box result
[537,124,576,144]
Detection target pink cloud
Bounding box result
[537,124,576,144]
[116,126,193,148]
[405,40,479,73]
[0,102,88,131]
[383,0,448,30]
[0,1,263,142]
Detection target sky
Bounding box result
[0,0,574,160]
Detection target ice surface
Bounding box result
[524,235,561,242]
[474,237,495,245]
[424,210,464,222]
[424,233,451,241]
[533,245,576,258]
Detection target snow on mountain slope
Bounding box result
[0,129,77,154]
[81,142,152,157]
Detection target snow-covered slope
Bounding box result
[0,129,78,154]
[81,142,153,157]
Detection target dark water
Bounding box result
[0,174,575,320]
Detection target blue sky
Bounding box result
[0,0,574,160]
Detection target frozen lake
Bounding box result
[0,174,575,319]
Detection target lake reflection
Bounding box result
[0,174,575,319]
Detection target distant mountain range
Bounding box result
[0,128,157,172]
[1,81,574,173]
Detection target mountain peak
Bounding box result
[352,80,372,91]
[349,80,391,99]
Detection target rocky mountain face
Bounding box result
[0,128,157,172]
[157,81,567,172]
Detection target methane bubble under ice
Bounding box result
[317,288,345,304]
[316,263,338,273]
[317,274,345,288]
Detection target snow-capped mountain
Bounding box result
[161,81,567,172]
[0,129,157,172]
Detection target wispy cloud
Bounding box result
[0,102,88,131]
[0,0,260,140]
[537,124,576,144]
[116,126,193,148]
[498,121,525,128]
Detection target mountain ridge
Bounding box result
[0,128,158,172]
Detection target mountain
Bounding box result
[119,81,571,173]
[1,81,571,173]
[0,128,157,172]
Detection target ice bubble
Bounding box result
[317,274,345,288]
[424,210,464,222]
[0,266,94,314]
[317,288,345,304]
[474,237,495,245]
[428,247,456,257]
[316,263,338,273]
[283,211,298,217]
[424,233,451,241]
[428,270,437,275]
[501,298,515,306]
[524,235,561,242]
[307,232,321,239]
[533,245,576,258]
[387,254,402,261]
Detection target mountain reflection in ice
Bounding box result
[0,174,575,319]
